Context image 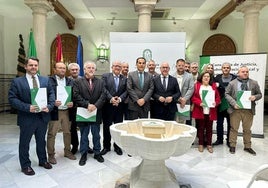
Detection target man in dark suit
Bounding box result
[101,61,127,156]
[73,61,106,166]
[127,57,154,119]
[8,57,55,175]
[153,62,181,120]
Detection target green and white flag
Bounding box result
[57,86,72,107]
[176,104,190,117]
[236,90,251,109]
[30,88,47,112]
[202,90,215,108]
[76,107,97,122]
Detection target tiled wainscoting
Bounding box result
[0,74,16,112]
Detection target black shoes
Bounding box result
[100,148,110,155]
[88,147,94,154]
[79,153,87,166]
[114,148,123,155]
[94,154,104,163]
[229,147,236,154]
[212,140,223,146]
[244,148,256,156]
[71,147,78,155]
[21,166,35,176]
[39,162,52,169]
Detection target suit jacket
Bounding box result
[102,73,127,103]
[225,78,262,115]
[127,71,154,112]
[173,72,194,104]
[49,75,74,121]
[73,76,106,124]
[153,75,181,113]
[8,75,55,126]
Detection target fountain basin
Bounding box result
[110,119,197,188]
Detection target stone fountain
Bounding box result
[110,119,197,188]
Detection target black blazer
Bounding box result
[8,75,55,126]
[49,75,74,121]
[102,73,127,102]
[153,75,181,113]
[73,76,106,124]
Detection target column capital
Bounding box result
[236,0,268,14]
[132,0,158,12]
[25,0,54,15]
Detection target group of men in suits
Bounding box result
[8,55,261,176]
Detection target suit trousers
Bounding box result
[47,110,71,156]
[19,114,48,169]
[229,109,253,148]
[102,104,123,150]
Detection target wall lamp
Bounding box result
[97,43,109,62]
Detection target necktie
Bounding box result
[115,76,119,92]
[32,76,38,88]
[89,79,93,91]
[139,72,144,89]
[163,76,166,90]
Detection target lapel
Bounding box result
[158,75,166,91]
[181,72,186,88]
[82,77,91,94]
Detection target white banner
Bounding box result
[201,53,267,136]
[110,32,186,73]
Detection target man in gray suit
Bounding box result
[127,57,154,119]
[173,59,194,124]
[225,66,262,155]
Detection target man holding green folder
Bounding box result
[9,57,55,175]
[225,66,262,155]
[213,62,236,147]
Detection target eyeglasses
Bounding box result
[191,67,198,69]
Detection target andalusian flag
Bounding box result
[56,34,63,62]
[28,30,39,74]
[76,35,84,76]
[28,30,37,58]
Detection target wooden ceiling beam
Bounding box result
[209,0,245,30]
[48,0,75,30]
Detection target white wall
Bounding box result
[1,14,267,75]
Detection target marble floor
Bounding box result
[0,112,268,188]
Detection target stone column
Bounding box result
[236,0,268,53]
[132,0,158,32]
[24,0,53,75]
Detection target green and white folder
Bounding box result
[219,97,229,112]
[176,104,190,117]
[30,88,47,112]
[202,90,215,108]
[57,86,72,107]
[76,107,97,122]
[236,90,251,109]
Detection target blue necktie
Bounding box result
[139,72,144,89]
[115,76,119,92]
